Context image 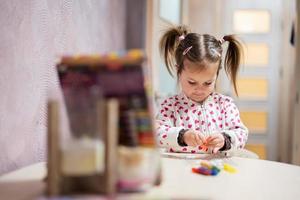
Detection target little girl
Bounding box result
[156,25,248,154]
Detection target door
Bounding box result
[221,0,282,160]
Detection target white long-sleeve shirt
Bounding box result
[156,92,248,153]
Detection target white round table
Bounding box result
[1,153,300,200]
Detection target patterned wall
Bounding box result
[0,0,126,174]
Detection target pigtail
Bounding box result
[159,25,189,76]
[223,35,244,95]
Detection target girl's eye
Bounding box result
[188,81,196,85]
[204,82,212,86]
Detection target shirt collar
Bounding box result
[179,92,214,108]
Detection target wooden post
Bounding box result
[47,101,61,196]
[105,98,119,195]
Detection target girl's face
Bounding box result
[179,59,219,103]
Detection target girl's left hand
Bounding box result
[205,133,225,154]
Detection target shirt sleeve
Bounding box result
[221,98,249,150]
[155,98,184,148]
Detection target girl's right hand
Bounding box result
[183,130,206,147]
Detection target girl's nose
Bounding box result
[195,85,205,91]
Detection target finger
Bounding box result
[198,133,206,143]
[190,135,198,147]
[186,139,196,147]
[188,139,197,147]
[191,141,198,147]
[206,137,222,146]
[213,147,220,154]
[207,134,224,145]
[195,134,204,146]
[205,137,213,144]
[206,135,218,143]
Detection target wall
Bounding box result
[126,0,146,49]
[188,0,222,35]
[278,0,296,163]
[187,0,225,92]
[152,0,177,97]
[292,0,300,165]
[0,0,126,175]
[148,0,190,101]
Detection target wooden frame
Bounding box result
[47,99,119,196]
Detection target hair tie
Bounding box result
[210,48,221,57]
[183,46,193,55]
[179,35,185,41]
[219,37,225,45]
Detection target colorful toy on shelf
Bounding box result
[47,49,161,197]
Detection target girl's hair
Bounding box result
[159,25,243,95]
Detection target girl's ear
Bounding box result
[175,63,182,73]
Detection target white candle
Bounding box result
[61,137,105,176]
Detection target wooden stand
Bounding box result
[47,50,161,196]
[47,99,119,196]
